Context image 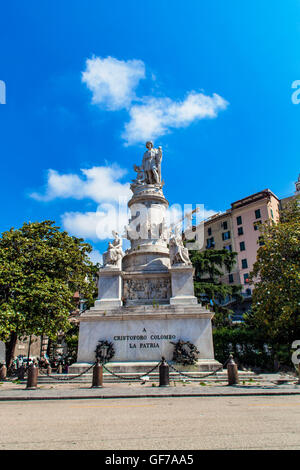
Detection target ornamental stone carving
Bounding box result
[123,278,171,301]
[103,231,124,268]
[169,229,192,266]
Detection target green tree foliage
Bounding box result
[249,196,300,347]
[61,322,79,364]
[213,325,272,369]
[0,220,97,367]
[190,249,242,327]
[213,320,294,371]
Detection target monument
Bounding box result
[71,142,220,373]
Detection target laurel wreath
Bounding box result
[170,340,199,365]
[95,340,115,363]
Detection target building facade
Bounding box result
[194,187,288,318]
[230,189,280,292]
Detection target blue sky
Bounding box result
[0,1,299,261]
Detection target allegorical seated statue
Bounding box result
[169,229,191,266]
[103,231,124,268]
[132,141,162,185]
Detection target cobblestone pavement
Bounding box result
[1,395,300,449]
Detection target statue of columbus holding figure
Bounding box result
[133,141,162,185]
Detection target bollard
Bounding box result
[18,365,26,380]
[159,357,170,387]
[47,365,52,375]
[227,355,239,385]
[92,361,103,388]
[26,364,38,390]
[0,365,7,381]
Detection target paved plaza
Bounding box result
[1,394,300,450]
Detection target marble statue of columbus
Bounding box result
[133,141,162,185]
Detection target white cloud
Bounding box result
[30,165,131,203]
[122,92,228,145]
[30,162,132,241]
[62,203,130,241]
[82,56,145,110]
[81,56,229,145]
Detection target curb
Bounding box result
[1,389,300,401]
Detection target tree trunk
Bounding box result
[27,335,32,364]
[5,332,18,369]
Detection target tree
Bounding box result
[0,220,97,368]
[249,197,300,351]
[190,249,242,326]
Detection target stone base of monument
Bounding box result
[70,304,222,374]
[69,359,221,375]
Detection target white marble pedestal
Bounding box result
[169,265,198,305]
[94,267,122,309]
[70,304,221,374]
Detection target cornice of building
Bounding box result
[203,209,232,225]
[231,189,279,210]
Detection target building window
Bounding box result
[222,231,231,241]
[255,209,261,219]
[228,274,234,283]
[254,221,262,231]
[246,288,251,296]
[238,226,244,236]
[222,221,228,230]
[243,273,249,284]
[208,227,212,236]
[240,241,246,251]
[236,216,242,225]
[270,209,274,219]
[258,236,265,246]
[241,258,248,269]
[224,244,232,252]
[206,237,215,249]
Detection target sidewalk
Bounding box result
[1,377,300,401]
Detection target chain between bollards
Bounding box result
[227,354,239,385]
[23,354,238,389]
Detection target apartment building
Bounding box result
[230,189,280,292]
[193,188,283,317]
[197,210,240,285]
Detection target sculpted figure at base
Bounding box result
[133,141,162,185]
[169,229,191,266]
[103,231,123,268]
